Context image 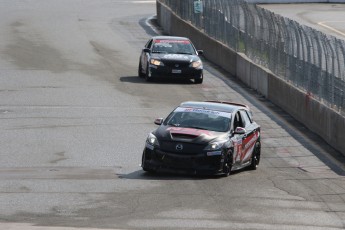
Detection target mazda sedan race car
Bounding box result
[141,101,261,176]
[138,36,204,84]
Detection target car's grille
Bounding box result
[163,61,190,68]
[159,141,205,154]
[155,149,220,169]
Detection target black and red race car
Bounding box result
[141,101,261,176]
[138,36,204,84]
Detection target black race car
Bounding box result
[138,36,204,84]
[141,101,261,176]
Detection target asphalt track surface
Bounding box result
[259,3,345,40]
[1,1,345,230]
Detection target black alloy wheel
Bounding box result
[249,142,261,170]
[222,150,232,177]
[138,61,145,78]
[142,152,154,173]
[194,74,203,84]
[145,64,152,82]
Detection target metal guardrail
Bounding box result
[159,0,345,114]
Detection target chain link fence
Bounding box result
[159,0,345,114]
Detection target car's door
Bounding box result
[231,111,246,166]
[141,39,153,73]
[239,109,260,164]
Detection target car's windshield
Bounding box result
[152,39,195,55]
[164,107,231,132]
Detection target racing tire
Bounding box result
[142,152,154,173]
[222,150,232,177]
[145,64,152,82]
[138,61,145,78]
[194,74,203,84]
[249,142,261,170]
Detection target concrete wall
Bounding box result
[245,0,345,3]
[156,0,345,156]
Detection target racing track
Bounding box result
[1,0,345,229]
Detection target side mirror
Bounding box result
[143,48,150,53]
[154,118,163,125]
[197,50,203,55]
[234,127,246,135]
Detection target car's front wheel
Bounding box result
[145,64,152,82]
[138,61,145,78]
[194,74,203,84]
[249,142,261,170]
[222,150,233,177]
[142,151,154,173]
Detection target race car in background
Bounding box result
[138,36,204,84]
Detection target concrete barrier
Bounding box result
[245,0,345,2]
[156,1,345,156]
[237,53,269,97]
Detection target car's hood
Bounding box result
[151,53,199,62]
[155,126,227,143]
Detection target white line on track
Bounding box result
[317,21,345,37]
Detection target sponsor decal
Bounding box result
[155,40,191,44]
[174,107,231,118]
[207,151,222,156]
[163,54,190,60]
[244,133,257,151]
[241,132,259,161]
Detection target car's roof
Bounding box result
[152,36,190,41]
[179,101,249,113]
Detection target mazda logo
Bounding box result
[176,144,183,151]
[175,64,179,67]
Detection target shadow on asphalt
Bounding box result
[116,168,246,181]
[120,76,195,85]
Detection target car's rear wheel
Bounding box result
[222,150,232,177]
[249,142,261,170]
[194,74,203,84]
[138,61,145,78]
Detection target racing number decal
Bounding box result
[241,131,259,162]
[233,131,259,163]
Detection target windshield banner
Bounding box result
[175,107,231,118]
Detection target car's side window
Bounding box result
[146,39,153,49]
[240,110,252,128]
[233,111,244,130]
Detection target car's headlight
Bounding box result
[190,60,203,69]
[150,59,163,66]
[146,133,160,150]
[204,140,227,151]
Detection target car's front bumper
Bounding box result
[142,147,225,175]
[148,64,203,79]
